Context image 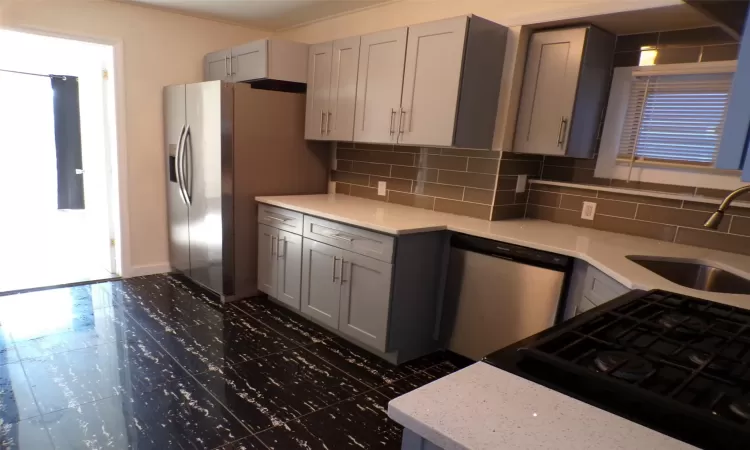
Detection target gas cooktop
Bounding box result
[484,289,750,450]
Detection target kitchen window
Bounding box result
[595,61,744,190]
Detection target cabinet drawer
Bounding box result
[303,216,394,263]
[583,266,629,306]
[258,204,303,235]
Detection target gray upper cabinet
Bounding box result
[338,249,392,351]
[354,28,408,144]
[205,49,232,82]
[257,224,279,298]
[514,26,615,156]
[204,39,308,84]
[305,37,361,141]
[277,230,303,310]
[305,42,333,140]
[301,238,343,329]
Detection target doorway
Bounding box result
[0,29,119,293]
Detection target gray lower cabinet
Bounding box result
[276,230,303,310]
[257,224,279,298]
[301,239,343,328]
[338,249,392,351]
[564,261,629,319]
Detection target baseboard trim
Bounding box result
[124,263,171,278]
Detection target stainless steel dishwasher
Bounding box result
[444,233,572,361]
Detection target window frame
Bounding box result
[595,61,744,190]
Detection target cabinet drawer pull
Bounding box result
[557,116,568,147]
[390,109,396,135]
[340,260,347,283]
[265,215,291,222]
[399,108,406,135]
[320,111,326,135]
[277,237,285,258]
[329,233,354,242]
[327,111,333,134]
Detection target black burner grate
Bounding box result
[520,290,750,436]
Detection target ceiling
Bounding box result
[122,0,392,30]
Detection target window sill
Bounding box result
[528,179,750,210]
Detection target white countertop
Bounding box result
[256,193,750,307]
[387,362,697,450]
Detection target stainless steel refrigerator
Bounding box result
[164,81,328,302]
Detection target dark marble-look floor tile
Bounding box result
[0,362,39,423]
[233,303,333,347]
[23,334,188,414]
[0,331,19,366]
[44,377,249,450]
[152,311,294,375]
[214,436,267,449]
[399,350,473,374]
[196,348,368,432]
[305,338,415,388]
[0,416,54,449]
[256,392,402,450]
[375,369,441,401]
[13,307,142,361]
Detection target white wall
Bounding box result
[0,0,265,275]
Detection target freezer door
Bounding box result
[164,84,190,275]
[185,81,233,295]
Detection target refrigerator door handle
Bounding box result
[184,125,193,205]
[176,124,189,205]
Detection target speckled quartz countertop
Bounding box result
[256,193,750,307]
[387,362,697,450]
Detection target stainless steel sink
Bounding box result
[627,256,750,295]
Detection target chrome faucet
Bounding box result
[704,185,750,229]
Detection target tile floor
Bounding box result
[0,274,470,449]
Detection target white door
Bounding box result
[514,28,586,155]
[328,37,361,141]
[204,49,231,81]
[338,249,392,352]
[276,230,303,310]
[304,42,333,140]
[353,28,408,144]
[257,224,279,297]
[399,16,468,147]
[301,238,342,329]
[231,40,268,82]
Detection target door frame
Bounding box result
[7,25,129,277]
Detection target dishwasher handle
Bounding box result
[450,233,570,270]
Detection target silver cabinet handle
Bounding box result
[557,117,568,147]
[332,256,339,282]
[277,237,285,258]
[230,56,234,75]
[320,111,326,135]
[399,108,406,135]
[329,233,354,242]
[339,260,346,282]
[270,235,276,257]
[390,109,396,135]
[224,56,229,77]
[265,215,290,222]
[327,111,332,134]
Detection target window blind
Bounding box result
[617,72,733,166]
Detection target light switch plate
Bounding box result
[581,201,596,220]
[377,181,387,196]
[515,175,527,193]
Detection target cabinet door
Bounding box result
[257,224,279,298]
[276,230,303,310]
[354,28,408,144]
[328,37,361,141]
[304,42,333,140]
[204,49,231,81]
[301,239,342,329]
[338,250,392,352]
[399,17,468,147]
[231,40,268,82]
[514,28,586,155]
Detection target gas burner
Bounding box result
[729,395,750,421]
[593,351,654,381]
[657,311,708,335]
[686,350,731,372]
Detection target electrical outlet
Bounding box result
[515,175,527,193]
[581,201,596,220]
[377,181,387,196]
